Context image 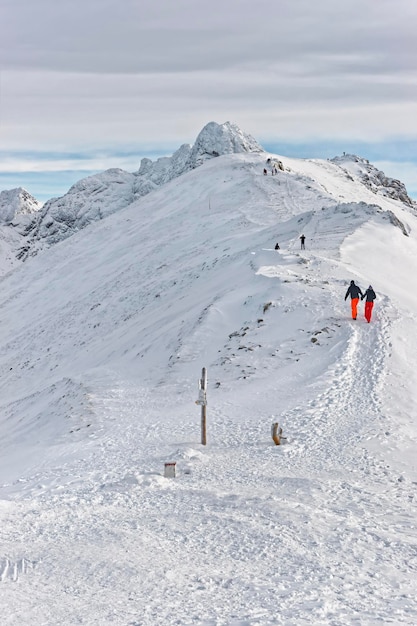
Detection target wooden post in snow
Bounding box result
[195,367,207,445]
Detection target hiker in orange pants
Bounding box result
[344,280,364,320]
[362,285,376,323]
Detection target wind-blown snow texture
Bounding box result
[0,123,416,626]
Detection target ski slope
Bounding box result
[0,152,416,625]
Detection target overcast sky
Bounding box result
[1,0,416,202]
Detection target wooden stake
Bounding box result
[201,367,207,445]
[195,367,207,445]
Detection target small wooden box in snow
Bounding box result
[164,462,176,478]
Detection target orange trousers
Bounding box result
[365,301,374,323]
[351,298,359,319]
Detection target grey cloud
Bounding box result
[1,0,416,167]
[1,0,416,76]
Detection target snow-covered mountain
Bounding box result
[1,124,417,625]
[0,187,42,271]
[3,121,414,266]
[8,121,263,259]
[0,187,41,222]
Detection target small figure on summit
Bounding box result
[275,243,280,250]
[344,280,363,320]
[300,234,306,250]
[362,285,376,323]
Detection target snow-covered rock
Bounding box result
[0,187,41,223]
[331,154,415,208]
[0,188,42,270]
[133,121,262,195]
[187,120,263,166]
[18,168,137,255]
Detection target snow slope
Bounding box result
[0,149,416,625]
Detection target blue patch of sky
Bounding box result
[261,138,417,163]
[0,171,99,203]
[0,148,173,203]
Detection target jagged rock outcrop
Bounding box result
[186,121,262,166]
[18,168,137,253]
[133,121,262,197]
[0,187,41,223]
[331,154,415,208]
[0,188,42,271]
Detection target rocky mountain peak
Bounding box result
[0,187,42,223]
[331,154,415,207]
[188,121,263,167]
[134,121,263,192]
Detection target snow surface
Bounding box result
[0,149,416,625]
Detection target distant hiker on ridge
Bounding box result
[300,234,306,250]
[362,285,376,323]
[344,280,364,320]
[275,243,280,250]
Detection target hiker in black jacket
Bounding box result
[344,280,363,320]
[362,285,376,323]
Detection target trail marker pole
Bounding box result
[195,367,207,445]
